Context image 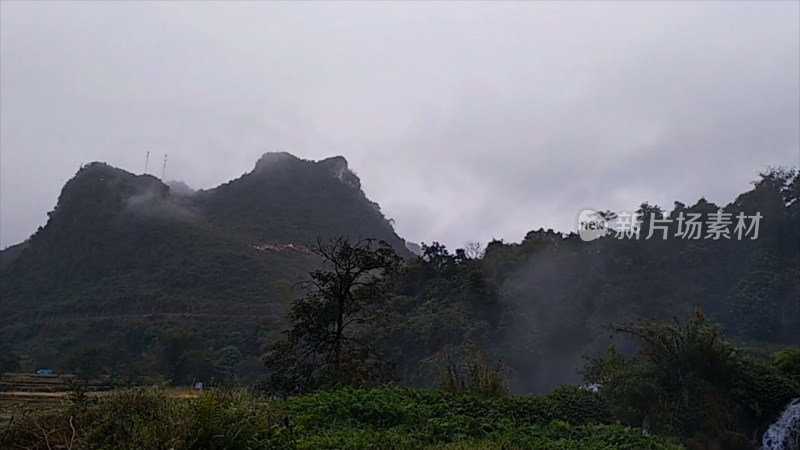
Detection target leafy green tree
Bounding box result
[0,344,21,378]
[215,345,243,383]
[773,347,800,385]
[582,310,799,443]
[145,327,215,385]
[263,237,400,395]
[63,345,112,383]
[376,241,504,388]
[730,267,782,341]
[434,341,509,397]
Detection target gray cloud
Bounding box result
[1,2,798,249]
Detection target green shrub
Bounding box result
[545,385,614,424]
[583,311,800,441]
[729,357,800,428]
[434,342,509,398]
[1,385,678,449]
[773,347,800,384]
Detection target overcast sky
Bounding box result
[1,1,798,250]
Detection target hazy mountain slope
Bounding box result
[0,154,409,368]
[196,153,408,252]
[0,241,28,269]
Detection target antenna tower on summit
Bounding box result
[144,151,150,174]
[161,154,168,181]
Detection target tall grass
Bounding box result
[1,385,680,449]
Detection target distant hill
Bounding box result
[196,152,404,246]
[374,168,799,393]
[2,157,796,393]
[0,154,410,370]
[0,241,27,269]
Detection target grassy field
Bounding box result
[1,385,684,449]
[0,372,197,423]
[0,372,82,392]
[2,373,76,422]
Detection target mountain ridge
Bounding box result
[0,153,410,371]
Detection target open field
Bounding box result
[0,373,197,423]
[1,385,685,449]
[0,372,81,393]
[1,372,100,423]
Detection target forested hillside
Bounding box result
[381,168,799,393]
[1,162,798,450]
[0,153,409,380]
[0,163,796,395]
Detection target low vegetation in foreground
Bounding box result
[1,385,681,450]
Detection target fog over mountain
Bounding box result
[1,2,798,250]
[2,5,800,448]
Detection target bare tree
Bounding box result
[462,241,485,259]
